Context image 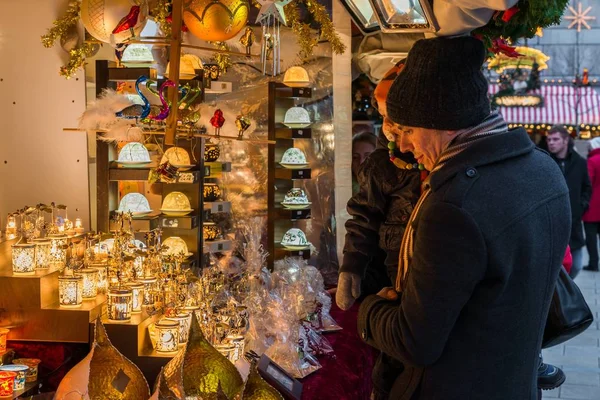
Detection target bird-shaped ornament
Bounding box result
[240,27,256,56]
[116,76,151,119]
[112,6,141,37]
[235,115,251,139]
[210,109,226,136]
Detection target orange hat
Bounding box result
[373,59,406,118]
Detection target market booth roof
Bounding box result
[489,84,600,127]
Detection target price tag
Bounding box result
[297,130,304,136]
[178,172,195,183]
[217,243,224,251]
[297,251,304,256]
[297,170,303,176]
[294,211,302,218]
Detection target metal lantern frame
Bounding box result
[340,0,438,33]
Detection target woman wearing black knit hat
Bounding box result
[357,35,571,400]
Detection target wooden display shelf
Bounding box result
[275,167,311,180]
[203,239,232,253]
[203,201,231,213]
[274,246,311,260]
[275,208,311,220]
[274,85,312,98]
[110,212,160,232]
[275,127,312,139]
[109,163,203,183]
[108,67,157,81]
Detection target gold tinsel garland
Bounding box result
[284,0,346,60]
[40,0,81,48]
[60,43,98,79]
[152,0,172,38]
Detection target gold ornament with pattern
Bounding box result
[203,224,220,241]
[242,362,284,400]
[183,0,250,42]
[205,144,221,162]
[203,183,222,202]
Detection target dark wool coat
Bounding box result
[583,148,600,222]
[358,129,571,400]
[342,131,421,289]
[549,142,591,249]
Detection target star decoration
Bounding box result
[565,2,596,32]
[255,0,293,26]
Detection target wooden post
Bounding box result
[165,0,184,145]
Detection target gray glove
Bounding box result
[336,272,362,311]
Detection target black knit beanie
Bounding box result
[386,36,490,130]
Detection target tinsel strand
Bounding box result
[60,43,97,79]
[41,0,81,48]
[284,2,317,60]
[151,0,172,37]
[303,0,346,55]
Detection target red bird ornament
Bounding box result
[112,6,141,36]
[210,109,226,136]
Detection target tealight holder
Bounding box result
[89,263,108,294]
[74,218,84,234]
[226,334,246,363]
[108,288,133,322]
[11,243,36,275]
[125,282,144,313]
[0,371,16,397]
[48,234,68,265]
[154,319,179,353]
[12,359,40,383]
[168,312,191,345]
[32,238,52,269]
[138,277,157,307]
[214,343,237,363]
[0,328,9,353]
[5,215,17,240]
[58,275,83,308]
[0,365,28,391]
[77,268,99,299]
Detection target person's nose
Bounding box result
[397,133,411,153]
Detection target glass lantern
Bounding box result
[48,234,68,265]
[11,243,36,275]
[32,238,52,269]
[0,365,28,391]
[5,215,17,240]
[0,328,9,352]
[226,334,246,363]
[125,282,144,313]
[107,288,133,322]
[168,312,191,346]
[58,275,83,308]
[77,268,99,299]
[154,319,180,353]
[89,263,108,294]
[138,277,157,307]
[0,371,16,397]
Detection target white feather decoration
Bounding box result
[98,121,145,143]
[78,89,133,131]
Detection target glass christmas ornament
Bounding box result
[0,328,9,352]
[283,107,312,129]
[48,234,68,265]
[0,371,16,397]
[11,243,36,275]
[80,0,149,44]
[125,282,144,313]
[183,0,249,42]
[117,142,151,165]
[166,54,203,79]
[155,319,180,353]
[162,237,190,257]
[12,359,41,383]
[118,193,152,216]
[203,183,222,202]
[89,263,108,294]
[78,268,99,299]
[280,228,311,250]
[204,144,220,162]
[108,288,133,322]
[32,238,52,269]
[160,192,193,216]
[280,148,308,167]
[59,275,83,308]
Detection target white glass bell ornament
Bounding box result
[280,148,308,168]
[77,268,99,299]
[107,288,133,322]
[154,319,179,353]
[32,238,52,269]
[162,237,190,257]
[160,147,192,169]
[118,193,152,216]
[125,282,144,313]
[283,107,312,129]
[160,192,193,216]
[117,142,151,165]
[58,275,83,308]
[11,243,36,275]
[280,228,311,250]
[283,66,310,88]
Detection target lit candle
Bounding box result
[11,243,36,275]
[5,215,16,240]
[74,218,84,235]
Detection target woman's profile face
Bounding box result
[352,141,376,175]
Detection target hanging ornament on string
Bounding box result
[239,26,255,56]
[256,0,293,76]
[80,0,149,45]
[210,109,226,136]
